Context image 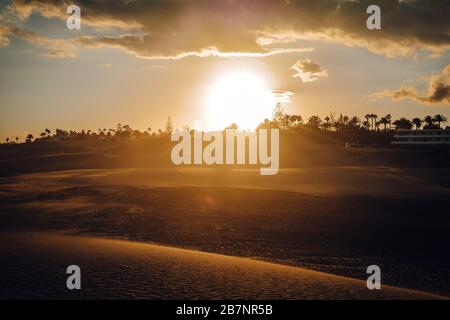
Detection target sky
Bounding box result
[0,0,449,141]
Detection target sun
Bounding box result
[205,72,275,130]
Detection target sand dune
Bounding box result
[0,233,445,299]
[2,167,450,296]
[11,166,450,196]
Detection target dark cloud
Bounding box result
[4,0,450,59]
[373,65,450,105]
[290,59,328,82]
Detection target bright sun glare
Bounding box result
[205,72,275,130]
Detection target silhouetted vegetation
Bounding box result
[2,105,448,147]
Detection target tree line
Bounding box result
[257,104,448,131]
[2,105,448,145]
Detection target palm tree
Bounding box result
[324,116,331,130]
[412,117,422,130]
[288,115,302,127]
[393,118,413,130]
[362,120,371,130]
[423,115,436,129]
[307,115,322,128]
[375,121,381,131]
[371,114,378,130]
[26,134,34,143]
[343,115,349,125]
[423,115,433,126]
[348,116,360,127]
[322,122,332,130]
[433,114,447,128]
[5,137,10,144]
[386,114,392,130]
[365,114,371,130]
[379,117,389,130]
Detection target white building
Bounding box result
[392,129,450,145]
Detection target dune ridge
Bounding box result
[0,233,446,300]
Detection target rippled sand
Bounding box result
[0,233,445,299]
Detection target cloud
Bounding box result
[0,14,76,58]
[290,59,328,83]
[372,65,450,105]
[77,34,313,59]
[270,90,294,103]
[3,0,450,59]
[0,25,11,46]
[97,63,113,68]
[14,27,76,58]
[0,14,13,46]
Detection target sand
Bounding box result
[0,232,446,300]
[10,166,450,196]
[1,167,450,297]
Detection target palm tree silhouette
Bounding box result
[307,115,322,128]
[433,114,447,128]
[423,115,434,129]
[324,116,331,130]
[343,115,349,124]
[288,115,302,127]
[412,117,422,130]
[362,120,370,130]
[371,114,378,130]
[386,114,392,130]
[379,117,388,130]
[365,114,371,130]
[349,116,360,127]
[375,121,381,131]
[393,118,413,130]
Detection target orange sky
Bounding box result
[0,0,449,140]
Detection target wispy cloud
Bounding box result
[290,59,328,83]
[270,90,294,103]
[0,18,76,58]
[97,63,113,68]
[371,65,450,105]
